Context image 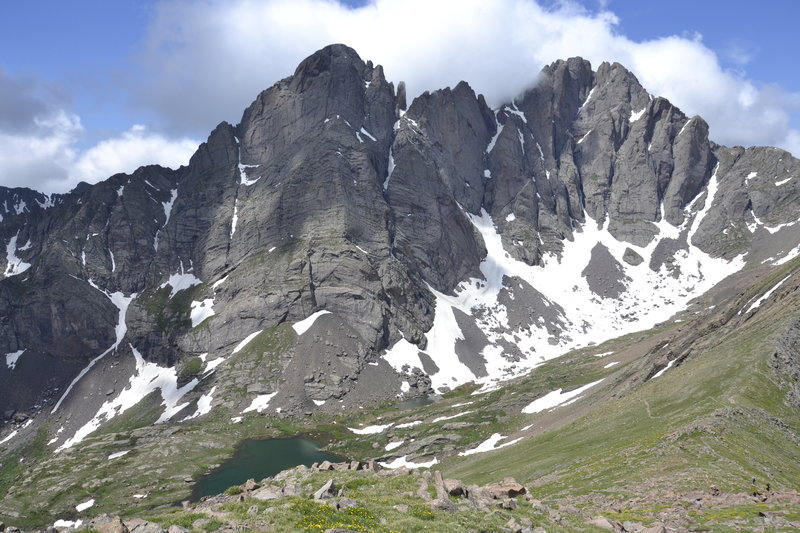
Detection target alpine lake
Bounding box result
[191,437,343,499]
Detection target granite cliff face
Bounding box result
[2,44,800,453]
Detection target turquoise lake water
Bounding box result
[191,437,343,499]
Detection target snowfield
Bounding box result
[384,171,747,392]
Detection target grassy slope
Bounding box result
[443,265,800,502]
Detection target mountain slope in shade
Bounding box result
[1,44,799,470]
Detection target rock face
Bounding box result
[2,44,800,450]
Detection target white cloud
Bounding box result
[0,110,82,192]
[0,109,198,193]
[3,0,798,193]
[69,125,199,186]
[136,0,800,156]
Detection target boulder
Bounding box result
[444,478,465,496]
[251,485,282,501]
[501,498,517,510]
[125,519,167,533]
[482,477,527,499]
[585,516,622,531]
[639,526,666,533]
[429,498,456,512]
[97,517,129,533]
[314,479,338,500]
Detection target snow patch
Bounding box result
[203,356,225,375]
[154,189,178,251]
[579,87,596,110]
[505,213,516,222]
[160,270,203,298]
[380,455,438,469]
[522,379,604,414]
[396,420,422,429]
[0,430,18,445]
[431,411,471,423]
[383,141,396,191]
[5,349,24,370]
[52,283,135,414]
[108,450,130,460]
[233,330,263,354]
[385,440,404,451]
[743,274,792,314]
[650,359,675,380]
[603,361,620,368]
[182,386,216,420]
[359,127,377,141]
[678,118,692,136]
[243,392,278,414]
[383,338,425,374]
[75,499,95,512]
[230,199,239,238]
[239,163,261,186]
[458,433,523,456]
[687,163,720,245]
[57,346,199,449]
[292,310,332,335]
[776,177,792,186]
[4,233,31,278]
[348,423,393,435]
[774,245,800,266]
[505,102,527,123]
[190,299,215,327]
[486,110,505,153]
[629,107,646,122]
[54,520,82,529]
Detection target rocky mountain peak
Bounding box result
[2,46,800,475]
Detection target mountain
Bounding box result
[1,44,799,529]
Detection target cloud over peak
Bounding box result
[137,0,800,154]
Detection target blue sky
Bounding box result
[1,0,798,192]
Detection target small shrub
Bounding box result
[224,485,244,495]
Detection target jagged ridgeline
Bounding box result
[2,43,800,455]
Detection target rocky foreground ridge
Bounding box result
[4,462,799,533]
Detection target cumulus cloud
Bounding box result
[136,0,800,155]
[0,69,198,193]
[69,125,199,186]
[0,110,83,192]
